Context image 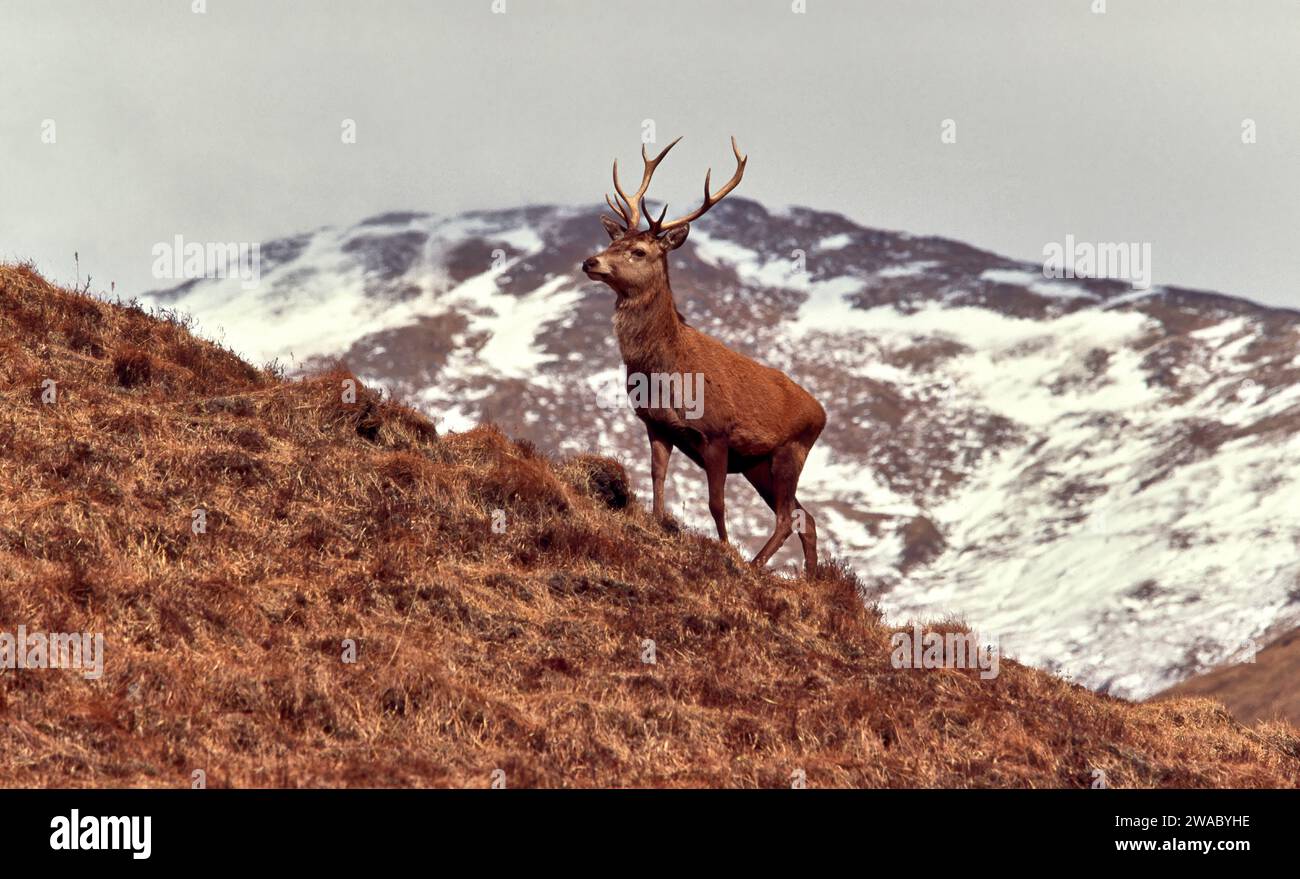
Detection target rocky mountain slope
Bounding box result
[143,199,1300,701]
[4,262,1298,787]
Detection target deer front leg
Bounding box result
[646,423,673,521]
[701,439,729,544]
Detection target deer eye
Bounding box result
[631,248,648,258]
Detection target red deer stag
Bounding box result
[581,137,827,575]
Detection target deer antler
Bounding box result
[606,137,683,231]
[653,136,747,233]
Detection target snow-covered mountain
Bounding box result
[142,199,1300,700]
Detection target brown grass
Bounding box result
[1156,626,1300,728]
[0,262,1297,788]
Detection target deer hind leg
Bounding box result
[787,439,818,575]
[750,446,800,569]
[746,445,817,575]
[792,497,818,576]
[741,463,785,567]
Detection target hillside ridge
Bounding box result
[139,199,1300,701]
[2,261,1297,788]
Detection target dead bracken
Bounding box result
[0,262,1296,788]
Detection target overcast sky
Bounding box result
[2,0,1298,307]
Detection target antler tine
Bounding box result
[604,192,630,227]
[609,156,636,228]
[612,136,683,230]
[640,197,669,235]
[659,136,747,232]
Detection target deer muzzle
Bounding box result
[581,256,608,278]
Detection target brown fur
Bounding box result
[584,200,827,574]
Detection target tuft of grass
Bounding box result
[0,263,1296,789]
[560,454,633,511]
[112,345,153,389]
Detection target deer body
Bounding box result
[613,290,823,466]
[584,137,826,573]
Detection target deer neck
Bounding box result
[613,279,683,373]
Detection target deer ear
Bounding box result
[600,215,626,241]
[661,223,690,251]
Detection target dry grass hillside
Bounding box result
[1157,627,1300,728]
[1,262,1297,788]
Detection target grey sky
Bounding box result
[2,0,1298,307]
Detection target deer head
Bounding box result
[581,136,747,302]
